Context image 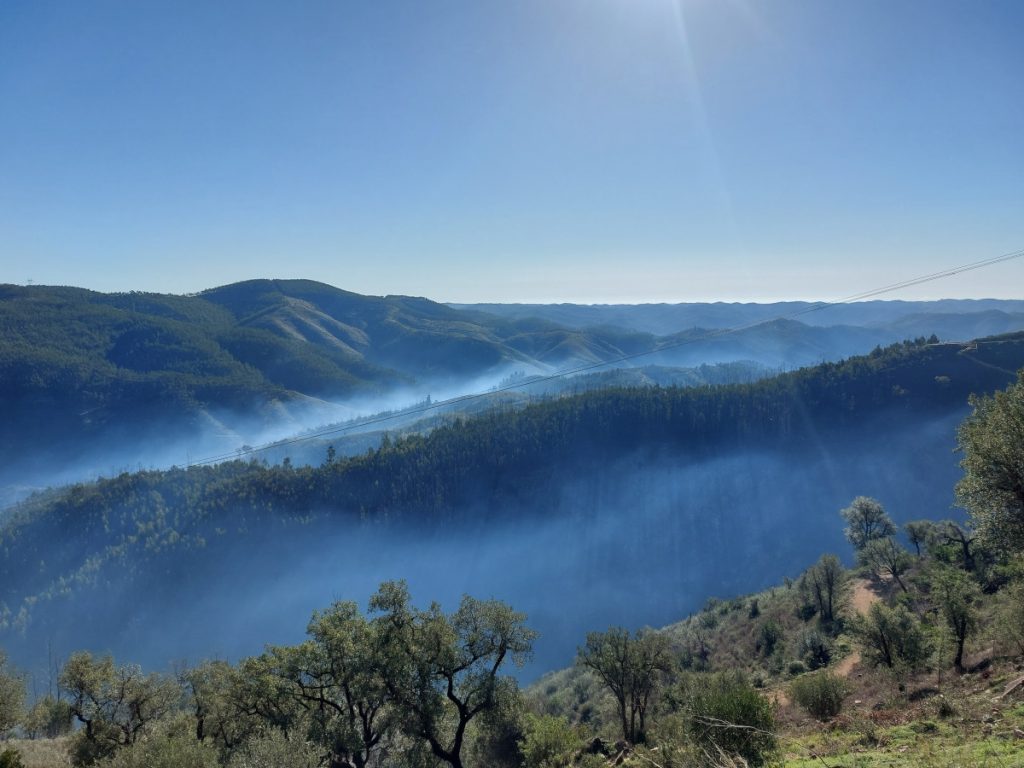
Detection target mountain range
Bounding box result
[4,279,1024,504]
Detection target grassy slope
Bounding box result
[529,558,1024,767]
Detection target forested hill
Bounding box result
[0,280,654,491]
[7,281,1024,506]
[3,333,1024,657]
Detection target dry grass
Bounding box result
[2,738,71,768]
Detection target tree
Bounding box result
[577,627,671,745]
[840,496,896,551]
[22,695,73,739]
[369,581,535,768]
[933,568,980,674]
[59,652,178,765]
[940,521,977,572]
[181,660,264,752]
[850,602,930,670]
[955,371,1024,553]
[268,601,395,768]
[859,537,912,592]
[0,652,24,738]
[801,554,847,625]
[904,520,935,557]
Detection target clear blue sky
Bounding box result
[1,0,1021,302]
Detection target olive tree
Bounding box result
[369,581,535,768]
[933,568,980,674]
[850,602,930,670]
[268,601,395,768]
[0,651,24,738]
[955,371,1024,553]
[841,497,896,551]
[59,652,179,765]
[859,537,912,592]
[577,627,671,745]
[801,554,847,625]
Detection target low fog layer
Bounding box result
[6,410,963,684]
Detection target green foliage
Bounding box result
[369,580,536,768]
[994,579,1024,657]
[0,651,24,738]
[796,629,832,670]
[859,537,913,592]
[680,672,778,767]
[932,567,981,673]
[840,497,896,551]
[904,520,934,557]
[266,600,394,767]
[60,651,179,765]
[22,694,73,739]
[0,748,24,768]
[756,620,782,657]
[94,715,219,768]
[789,672,850,720]
[518,713,580,768]
[956,370,1024,553]
[224,730,322,768]
[850,602,931,671]
[577,627,671,744]
[800,554,847,626]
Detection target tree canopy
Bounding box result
[956,370,1024,553]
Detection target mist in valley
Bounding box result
[4,407,966,686]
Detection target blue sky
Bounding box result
[1,0,1021,302]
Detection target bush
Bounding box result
[96,717,219,768]
[0,653,24,739]
[850,603,930,671]
[23,695,73,739]
[789,672,850,720]
[797,629,832,670]
[787,661,806,676]
[0,748,24,768]
[756,621,782,657]
[518,713,579,768]
[682,672,778,767]
[225,730,322,768]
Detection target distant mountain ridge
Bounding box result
[450,299,1024,335]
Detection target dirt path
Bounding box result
[832,579,880,677]
[770,579,880,708]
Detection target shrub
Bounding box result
[226,730,322,768]
[0,653,24,739]
[756,621,782,657]
[518,713,580,768]
[787,660,806,676]
[96,717,219,768]
[850,603,930,671]
[0,748,24,768]
[789,672,850,720]
[22,695,73,739]
[682,672,778,767]
[797,629,832,670]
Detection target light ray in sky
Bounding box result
[667,0,745,282]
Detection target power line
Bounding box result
[188,247,1024,467]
